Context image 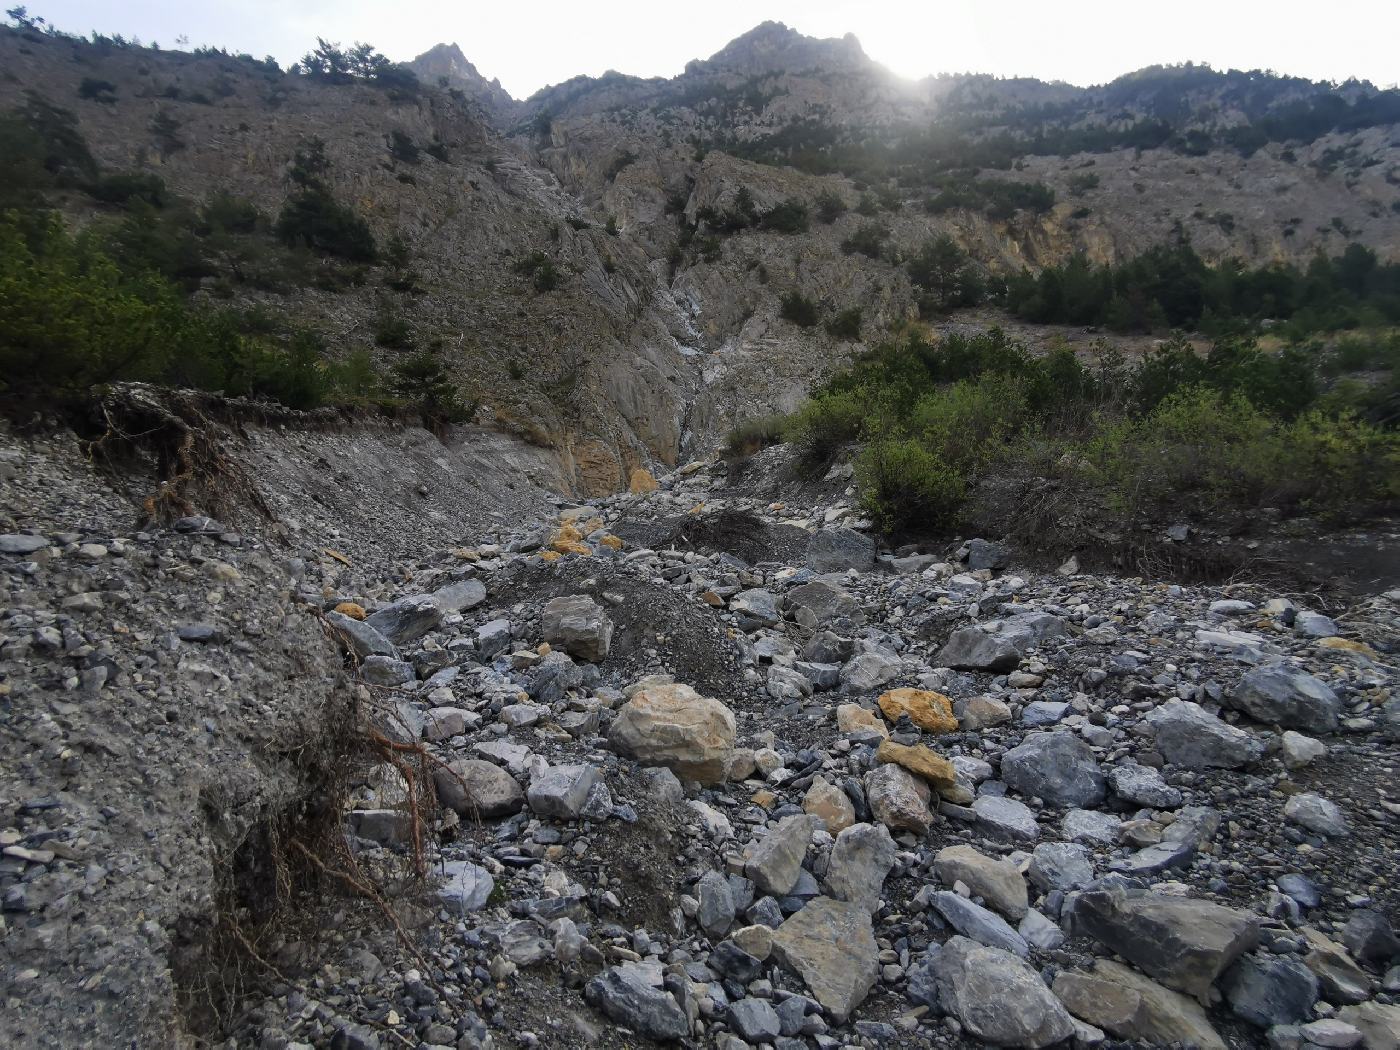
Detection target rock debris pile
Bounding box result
[3,440,1399,1049]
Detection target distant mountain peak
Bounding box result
[410,42,516,114]
[686,20,872,77]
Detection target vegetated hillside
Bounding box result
[0,25,709,494]
[5,16,1400,490]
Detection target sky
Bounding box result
[25,0,1400,99]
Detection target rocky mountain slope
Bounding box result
[6,21,1399,495]
[3,416,1399,1049]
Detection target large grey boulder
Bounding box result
[326,611,398,660]
[1001,731,1106,807]
[541,594,614,662]
[824,822,895,913]
[526,764,599,820]
[1229,663,1341,732]
[972,794,1039,843]
[1053,959,1226,1050]
[437,860,494,913]
[608,682,736,784]
[1284,792,1350,837]
[771,896,880,1022]
[932,892,1029,957]
[696,870,735,939]
[1028,842,1095,892]
[1145,699,1265,769]
[935,936,1075,1048]
[433,758,524,818]
[1108,761,1183,808]
[366,594,444,645]
[584,964,688,1041]
[806,528,876,573]
[934,845,1028,919]
[935,612,1065,671]
[745,815,813,897]
[1222,952,1320,1028]
[730,588,780,627]
[1069,886,1260,1000]
[786,580,864,628]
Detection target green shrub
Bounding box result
[779,290,819,327]
[825,307,862,340]
[857,438,966,532]
[88,173,168,208]
[907,235,983,313]
[275,189,378,262]
[840,221,888,259]
[783,389,866,468]
[78,77,117,103]
[725,414,786,457]
[513,251,559,292]
[386,129,420,164]
[815,191,847,224]
[199,191,262,234]
[373,310,412,349]
[758,199,809,234]
[390,349,469,426]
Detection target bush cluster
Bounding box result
[777,326,1398,533]
[1005,242,1400,336]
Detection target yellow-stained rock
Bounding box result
[333,601,367,621]
[1317,636,1378,658]
[878,688,958,734]
[539,550,562,562]
[876,740,958,790]
[751,789,777,809]
[550,524,591,555]
[700,590,724,607]
[599,534,624,550]
[836,704,888,738]
[629,467,659,493]
[581,516,605,533]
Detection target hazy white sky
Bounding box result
[29,0,1400,99]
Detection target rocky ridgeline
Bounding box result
[3,444,1400,1050]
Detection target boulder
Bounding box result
[1145,699,1265,769]
[365,594,444,645]
[1285,792,1350,837]
[973,795,1039,843]
[541,595,614,662]
[935,936,1075,1048]
[1053,959,1226,1050]
[526,764,599,820]
[730,588,780,627]
[935,612,1066,671]
[608,682,736,784]
[933,845,1028,920]
[806,528,876,573]
[1028,841,1095,892]
[1001,731,1106,807]
[744,815,813,897]
[1069,886,1259,1000]
[932,892,1029,957]
[696,870,735,939]
[875,740,957,790]
[825,822,895,913]
[433,758,524,818]
[771,896,880,1022]
[1108,762,1183,808]
[437,860,495,914]
[1337,1002,1400,1050]
[1229,663,1341,732]
[325,611,398,660]
[877,687,958,733]
[802,777,856,832]
[1301,927,1372,1004]
[864,762,934,834]
[584,964,688,1041]
[786,580,864,628]
[1222,952,1319,1028]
